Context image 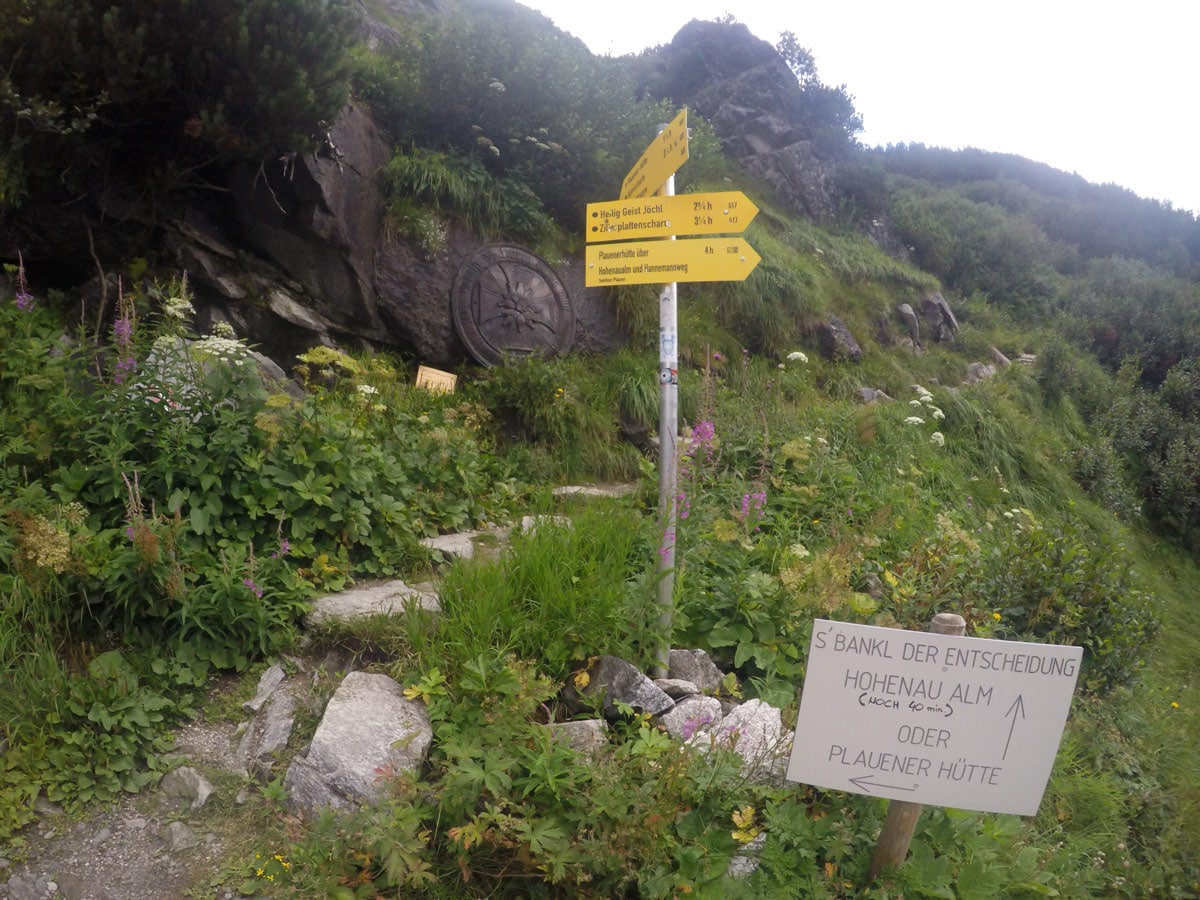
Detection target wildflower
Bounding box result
[736,490,767,524]
[162,275,195,324]
[930,431,945,447]
[789,542,811,559]
[786,351,808,363]
[992,612,1002,621]
[13,252,35,311]
[930,407,945,420]
[272,538,291,559]
[682,419,717,477]
[193,334,249,365]
[909,399,923,408]
[112,287,136,385]
[731,805,761,843]
[1171,701,1179,709]
[243,577,264,598]
[904,416,925,425]
[712,350,725,362]
[680,712,714,741]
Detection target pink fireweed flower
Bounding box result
[243,578,263,598]
[14,252,35,311]
[112,285,136,385]
[736,490,768,525]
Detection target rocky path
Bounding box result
[1,716,248,900]
[1,484,650,900]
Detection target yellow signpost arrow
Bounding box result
[619,108,689,201]
[586,191,760,242]
[585,237,761,287]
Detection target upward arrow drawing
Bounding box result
[1003,694,1027,760]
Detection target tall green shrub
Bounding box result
[0,0,358,206]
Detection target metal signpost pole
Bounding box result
[653,153,678,679]
[586,108,759,676]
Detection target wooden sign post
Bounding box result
[866,613,966,882]
[786,613,1083,883]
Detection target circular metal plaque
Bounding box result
[451,244,575,367]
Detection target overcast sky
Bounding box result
[519,0,1200,216]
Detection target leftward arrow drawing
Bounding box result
[1003,694,1027,760]
[849,775,919,793]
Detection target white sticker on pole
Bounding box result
[786,619,1082,816]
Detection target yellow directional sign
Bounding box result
[619,108,688,201]
[585,237,761,287]
[587,191,759,242]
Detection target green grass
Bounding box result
[420,500,657,681]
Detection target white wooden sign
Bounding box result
[787,619,1082,816]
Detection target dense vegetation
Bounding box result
[2,1,1199,897]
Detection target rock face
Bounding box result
[667,648,725,693]
[923,292,960,343]
[691,699,793,785]
[638,20,842,224]
[562,655,675,717]
[817,315,864,362]
[284,671,432,815]
[3,14,887,373]
[163,96,626,370]
[307,579,440,625]
[897,303,922,347]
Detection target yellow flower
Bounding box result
[1171,702,1180,709]
[992,612,1002,621]
[731,804,761,843]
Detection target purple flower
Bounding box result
[691,420,715,444]
[13,252,34,311]
[680,712,715,741]
[272,538,291,559]
[111,286,136,385]
[242,577,264,598]
[113,316,133,344]
[736,490,768,524]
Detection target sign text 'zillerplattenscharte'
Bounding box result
[585,192,759,242]
[786,620,1082,816]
